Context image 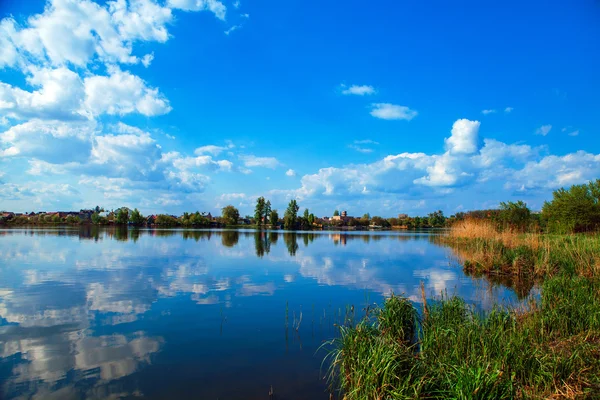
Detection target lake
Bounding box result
[0,228,523,399]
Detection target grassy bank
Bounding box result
[325,220,600,399]
[443,219,600,280]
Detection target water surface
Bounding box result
[0,228,521,399]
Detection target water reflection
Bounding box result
[0,228,526,399]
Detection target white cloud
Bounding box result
[0,119,95,163]
[535,124,552,136]
[0,67,86,121]
[275,118,597,210]
[0,0,227,70]
[170,153,233,172]
[141,53,154,67]
[220,192,246,201]
[341,84,375,96]
[233,1,241,9]
[168,0,227,20]
[240,155,281,169]
[224,25,241,35]
[370,103,417,121]
[354,139,379,145]
[348,145,374,153]
[481,109,496,115]
[286,169,296,177]
[504,107,513,113]
[84,67,171,117]
[508,151,600,191]
[444,119,480,155]
[194,145,228,155]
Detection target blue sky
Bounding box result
[0,0,599,217]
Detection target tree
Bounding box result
[129,208,145,226]
[254,197,266,226]
[428,210,446,228]
[498,201,531,231]
[270,209,279,226]
[222,205,240,226]
[333,210,340,216]
[284,199,300,230]
[116,208,129,225]
[91,212,101,225]
[264,200,272,225]
[542,180,600,233]
[308,213,315,225]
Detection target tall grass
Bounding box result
[325,220,600,399]
[443,219,600,281]
[325,283,600,399]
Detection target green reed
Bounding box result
[324,282,600,399]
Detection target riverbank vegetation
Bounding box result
[325,180,600,399]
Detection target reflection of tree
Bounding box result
[283,232,299,256]
[182,230,212,242]
[254,231,272,258]
[269,231,279,246]
[254,231,265,257]
[130,228,141,243]
[221,230,240,247]
[113,226,129,241]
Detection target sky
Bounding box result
[0,0,599,217]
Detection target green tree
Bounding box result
[333,209,340,216]
[91,212,101,225]
[155,214,178,226]
[284,199,300,230]
[498,201,531,231]
[129,208,145,226]
[264,200,272,225]
[65,215,80,224]
[542,180,600,233]
[428,210,446,228]
[308,213,315,225]
[254,197,266,226]
[116,208,129,225]
[270,209,279,226]
[222,205,240,226]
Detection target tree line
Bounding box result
[2,179,599,233]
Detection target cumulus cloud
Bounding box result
[370,103,417,121]
[481,109,496,115]
[0,119,95,163]
[535,124,552,136]
[240,155,281,169]
[0,0,232,212]
[341,84,376,96]
[271,118,600,214]
[0,0,226,70]
[444,119,480,155]
[0,67,86,121]
[504,107,513,113]
[285,169,296,177]
[84,67,171,117]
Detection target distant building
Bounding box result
[398,213,408,219]
[331,210,353,221]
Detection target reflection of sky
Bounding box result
[0,228,525,399]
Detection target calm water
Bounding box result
[0,228,522,399]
